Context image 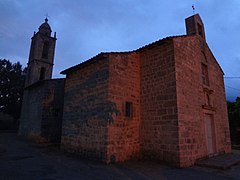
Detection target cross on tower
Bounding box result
[45,13,50,19]
[44,14,50,23]
[192,5,195,15]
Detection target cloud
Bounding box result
[0,0,240,100]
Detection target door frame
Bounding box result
[204,113,216,156]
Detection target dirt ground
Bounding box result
[0,132,240,180]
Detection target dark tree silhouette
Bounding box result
[227,97,240,145]
[0,59,26,119]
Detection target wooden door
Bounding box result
[204,115,215,155]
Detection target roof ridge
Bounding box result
[61,34,193,74]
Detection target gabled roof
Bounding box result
[60,34,224,75]
[136,35,187,52]
[61,53,107,75]
[60,51,134,75]
[60,35,187,75]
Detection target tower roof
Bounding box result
[38,18,52,35]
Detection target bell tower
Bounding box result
[185,13,206,41]
[25,18,57,87]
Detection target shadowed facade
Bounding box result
[19,18,65,143]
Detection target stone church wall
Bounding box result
[107,52,141,162]
[19,79,65,143]
[19,89,42,138]
[40,79,65,143]
[174,36,231,167]
[61,55,111,161]
[139,39,180,165]
[19,14,231,168]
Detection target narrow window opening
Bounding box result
[201,63,209,86]
[197,23,203,38]
[42,41,49,59]
[125,102,133,118]
[206,93,211,107]
[39,67,46,80]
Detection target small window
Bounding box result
[197,23,203,38]
[206,94,211,106]
[42,41,49,59]
[204,92,211,107]
[201,63,209,86]
[39,67,46,80]
[125,102,133,118]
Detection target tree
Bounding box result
[0,59,26,119]
[227,97,240,145]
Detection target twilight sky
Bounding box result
[0,0,240,101]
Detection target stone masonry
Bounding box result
[19,18,65,143]
[174,36,231,167]
[20,14,231,167]
[139,38,180,165]
[60,14,231,167]
[61,55,110,161]
[19,79,65,143]
[107,53,141,162]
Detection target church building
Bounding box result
[19,18,65,143]
[19,14,231,167]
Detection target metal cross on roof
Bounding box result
[44,14,50,22]
[45,13,50,19]
[192,5,195,15]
